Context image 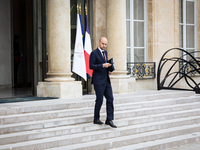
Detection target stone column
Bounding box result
[93,0,107,48]
[37,0,82,98]
[45,0,72,82]
[106,0,135,93]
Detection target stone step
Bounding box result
[0,113,200,145]
[0,103,200,135]
[18,124,199,150]
[0,96,199,125]
[107,132,200,150]
[0,91,198,150]
[0,91,195,116]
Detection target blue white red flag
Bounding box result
[84,15,93,77]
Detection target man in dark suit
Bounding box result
[89,37,117,128]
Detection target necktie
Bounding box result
[102,51,106,62]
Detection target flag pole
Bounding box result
[85,3,89,94]
[78,3,81,82]
[85,4,87,16]
[79,3,81,15]
[76,3,81,82]
[75,4,79,82]
[77,4,79,14]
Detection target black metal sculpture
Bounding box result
[157,48,200,94]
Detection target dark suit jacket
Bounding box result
[89,48,111,85]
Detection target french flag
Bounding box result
[84,15,93,77]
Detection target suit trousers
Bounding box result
[94,80,114,121]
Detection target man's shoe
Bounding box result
[105,120,117,128]
[93,119,104,124]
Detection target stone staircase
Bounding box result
[0,90,200,150]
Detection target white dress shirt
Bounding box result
[98,47,107,61]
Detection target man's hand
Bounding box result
[103,63,111,68]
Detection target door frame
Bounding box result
[33,0,47,96]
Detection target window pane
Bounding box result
[186,25,194,48]
[186,1,194,24]
[179,0,183,23]
[127,21,130,47]
[127,48,131,62]
[134,22,144,47]
[126,0,130,19]
[134,0,144,20]
[179,25,183,48]
[134,49,144,62]
[186,49,195,61]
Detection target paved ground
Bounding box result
[168,142,200,150]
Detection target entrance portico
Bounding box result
[37,0,135,99]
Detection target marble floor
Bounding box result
[0,86,32,98]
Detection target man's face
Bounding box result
[99,38,108,50]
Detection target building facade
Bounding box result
[0,0,199,99]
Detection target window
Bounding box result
[126,0,147,63]
[179,0,196,59]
